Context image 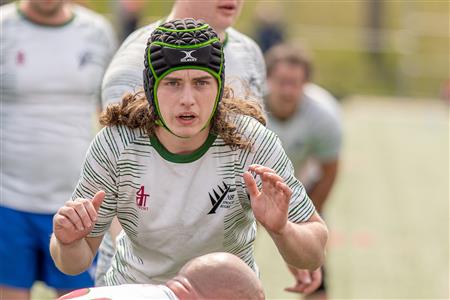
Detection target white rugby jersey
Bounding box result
[267,83,342,170]
[73,115,315,285]
[101,21,266,108]
[0,3,116,213]
[58,284,178,300]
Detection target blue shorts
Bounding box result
[0,206,95,290]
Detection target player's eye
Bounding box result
[195,80,210,86]
[165,81,180,87]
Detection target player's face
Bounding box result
[28,0,65,17]
[183,0,243,32]
[268,62,307,105]
[156,69,218,139]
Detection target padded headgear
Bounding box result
[143,18,225,126]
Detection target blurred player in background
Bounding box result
[0,0,116,298]
[265,43,342,299]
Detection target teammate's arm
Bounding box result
[306,159,339,213]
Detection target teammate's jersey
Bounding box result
[58,284,178,300]
[73,115,315,285]
[101,21,266,108]
[267,83,342,171]
[0,3,116,213]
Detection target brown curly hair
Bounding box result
[100,87,266,150]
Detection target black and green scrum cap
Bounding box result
[143,18,225,130]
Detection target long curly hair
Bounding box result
[100,87,266,150]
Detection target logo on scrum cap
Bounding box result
[180,50,197,62]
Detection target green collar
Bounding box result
[150,133,217,163]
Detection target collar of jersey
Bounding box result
[16,2,76,27]
[150,133,217,163]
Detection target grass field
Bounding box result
[31,98,449,299]
[254,97,449,299]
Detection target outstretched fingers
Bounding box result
[243,171,259,199]
[276,180,293,199]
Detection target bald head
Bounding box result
[167,252,265,300]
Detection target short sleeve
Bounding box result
[72,127,119,237]
[248,39,267,100]
[312,115,342,162]
[248,121,316,223]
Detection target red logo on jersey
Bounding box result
[136,186,149,210]
[16,51,25,65]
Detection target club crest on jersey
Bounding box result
[79,51,94,68]
[180,50,197,62]
[136,185,149,211]
[16,50,25,65]
[207,182,235,214]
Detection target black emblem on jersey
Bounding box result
[79,51,94,68]
[207,182,231,214]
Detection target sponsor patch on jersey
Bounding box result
[136,185,149,211]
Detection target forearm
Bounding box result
[269,216,328,270]
[307,160,338,213]
[308,178,334,213]
[50,234,96,275]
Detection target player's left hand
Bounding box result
[285,266,322,295]
[243,164,291,234]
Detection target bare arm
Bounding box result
[50,191,106,275]
[244,165,328,270]
[50,234,103,275]
[269,212,327,270]
[307,159,339,213]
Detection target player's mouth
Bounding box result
[218,3,237,15]
[176,112,198,125]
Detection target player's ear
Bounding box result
[166,276,199,300]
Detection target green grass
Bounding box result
[254,97,449,299]
[31,97,449,299]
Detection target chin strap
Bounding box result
[155,118,212,140]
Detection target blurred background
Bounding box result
[82,0,449,99]
[21,0,448,299]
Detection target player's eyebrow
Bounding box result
[192,76,214,81]
[161,76,182,81]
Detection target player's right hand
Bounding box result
[53,191,105,245]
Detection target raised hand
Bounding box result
[243,164,292,234]
[53,191,105,245]
[285,266,322,295]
